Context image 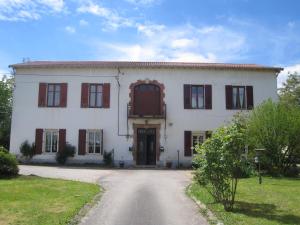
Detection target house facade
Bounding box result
[9,61,282,167]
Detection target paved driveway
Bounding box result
[19,165,208,225]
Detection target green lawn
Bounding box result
[188,177,300,225]
[0,176,100,225]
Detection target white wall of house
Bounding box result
[9,66,278,166]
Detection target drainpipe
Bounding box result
[116,67,130,138]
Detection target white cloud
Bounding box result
[65,26,75,33]
[93,24,245,62]
[77,1,133,30]
[79,19,89,26]
[278,63,300,88]
[0,0,65,21]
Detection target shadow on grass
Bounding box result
[233,201,300,224]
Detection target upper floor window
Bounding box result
[89,84,103,108]
[184,84,212,109]
[225,85,253,110]
[38,83,67,107]
[81,83,110,108]
[47,84,61,107]
[191,85,204,109]
[45,129,58,153]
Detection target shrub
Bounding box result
[103,150,113,166]
[247,100,300,176]
[0,146,8,154]
[55,144,75,165]
[193,115,249,211]
[284,164,299,177]
[0,146,19,177]
[20,141,35,159]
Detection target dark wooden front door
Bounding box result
[137,128,156,165]
[134,84,160,116]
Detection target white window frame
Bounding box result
[191,131,206,155]
[86,129,103,154]
[43,129,59,153]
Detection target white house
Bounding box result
[9,61,282,167]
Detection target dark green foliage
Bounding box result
[55,143,75,165]
[20,141,35,159]
[103,150,113,166]
[279,72,300,106]
[0,146,19,177]
[0,146,9,154]
[247,100,300,176]
[0,76,14,149]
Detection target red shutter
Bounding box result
[184,85,191,109]
[225,85,233,109]
[60,83,67,107]
[102,83,110,108]
[246,86,254,109]
[184,131,192,157]
[205,85,212,109]
[38,83,47,107]
[81,83,89,108]
[59,129,66,152]
[78,129,86,155]
[35,129,43,154]
[101,129,103,155]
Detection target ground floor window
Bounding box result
[192,131,206,154]
[45,129,59,153]
[87,130,102,154]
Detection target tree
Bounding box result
[279,72,300,106]
[0,76,14,149]
[193,115,249,211]
[247,99,300,176]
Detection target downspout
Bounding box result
[115,67,130,138]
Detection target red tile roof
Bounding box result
[9,61,283,72]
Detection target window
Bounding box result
[191,86,204,109]
[232,86,246,109]
[87,130,102,154]
[184,84,212,110]
[192,131,206,154]
[47,84,61,107]
[45,130,58,153]
[89,84,103,108]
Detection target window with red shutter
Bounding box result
[184,84,212,109]
[38,83,47,107]
[226,85,254,110]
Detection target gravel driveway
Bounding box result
[19,165,208,225]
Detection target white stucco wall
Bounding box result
[9,67,278,166]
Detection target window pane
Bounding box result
[199,136,204,144]
[191,86,197,108]
[52,132,58,152]
[89,92,96,107]
[47,91,54,106]
[198,87,204,108]
[96,92,102,107]
[95,131,101,153]
[48,84,54,92]
[54,91,60,106]
[90,85,96,93]
[239,87,245,109]
[45,132,51,152]
[232,87,238,108]
[88,132,94,153]
[55,85,61,92]
[97,85,102,93]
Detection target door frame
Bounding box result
[132,123,161,165]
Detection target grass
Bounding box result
[0,175,100,225]
[188,177,300,225]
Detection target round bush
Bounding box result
[0,150,19,177]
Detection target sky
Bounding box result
[0,0,300,86]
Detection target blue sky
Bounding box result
[0,0,300,86]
